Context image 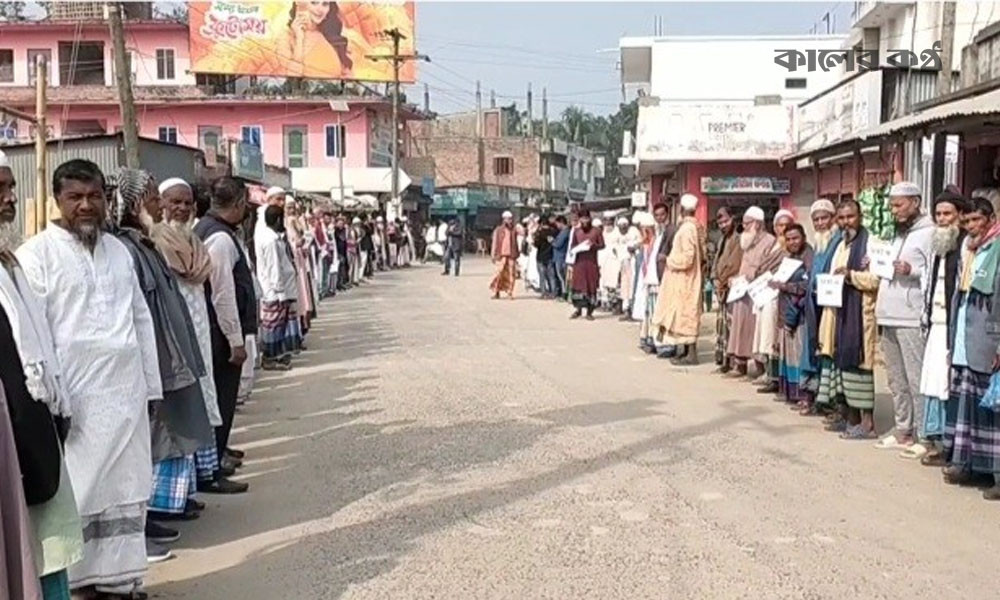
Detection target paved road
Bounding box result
[149,258,999,599]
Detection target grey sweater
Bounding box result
[875,214,934,328]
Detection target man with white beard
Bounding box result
[17,160,162,597]
[913,191,967,464]
[150,178,247,495]
[725,207,780,378]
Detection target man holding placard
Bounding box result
[771,224,814,409]
[815,200,881,439]
[872,182,934,453]
[799,199,839,415]
[725,207,779,379]
[712,207,743,372]
[753,210,795,394]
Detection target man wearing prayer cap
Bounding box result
[724,206,780,378]
[652,193,705,364]
[873,181,935,454]
[617,215,642,318]
[753,208,795,394]
[798,198,840,408]
[490,210,518,299]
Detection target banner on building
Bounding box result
[188,1,416,82]
[700,176,791,195]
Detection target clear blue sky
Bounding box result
[410,2,853,116]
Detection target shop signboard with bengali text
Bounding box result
[188,1,416,82]
[700,176,791,195]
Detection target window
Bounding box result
[324,124,345,158]
[241,125,261,148]
[198,125,222,154]
[283,125,307,168]
[785,77,807,89]
[494,156,513,176]
[58,41,105,86]
[27,49,52,85]
[0,50,13,83]
[156,48,175,80]
[111,49,136,83]
[158,126,178,144]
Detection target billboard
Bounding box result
[189,1,416,82]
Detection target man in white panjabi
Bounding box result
[16,159,161,596]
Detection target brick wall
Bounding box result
[409,136,543,190]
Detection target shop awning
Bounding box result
[290,167,413,196]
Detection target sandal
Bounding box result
[874,435,906,450]
[920,452,947,467]
[840,425,876,440]
[824,419,847,432]
[899,443,929,460]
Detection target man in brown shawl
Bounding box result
[712,207,742,372]
[653,193,705,364]
[490,210,519,299]
[726,206,780,378]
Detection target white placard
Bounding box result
[748,272,779,309]
[772,257,804,283]
[816,274,845,308]
[571,239,593,256]
[867,239,896,280]
[726,276,749,303]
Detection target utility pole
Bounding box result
[542,87,548,139]
[938,1,957,97]
[367,28,429,218]
[34,55,47,233]
[423,83,429,113]
[108,2,140,168]
[475,80,483,184]
[489,89,496,108]
[527,83,534,137]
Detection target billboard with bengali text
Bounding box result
[188,1,416,82]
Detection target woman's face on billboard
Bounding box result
[302,1,331,24]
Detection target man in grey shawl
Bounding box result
[110,169,215,562]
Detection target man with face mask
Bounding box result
[873,182,934,454]
[17,160,163,596]
[914,191,967,464]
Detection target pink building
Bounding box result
[0,19,422,192]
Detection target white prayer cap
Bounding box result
[157,177,190,194]
[744,206,765,222]
[639,212,657,227]
[810,199,836,216]
[593,218,603,227]
[352,216,361,224]
[265,186,286,200]
[617,216,629,226]
[889,181,922,198]
[376,216,384,222]
[679,193,699,211]
[0,149,9,168]
[773,209,795,225]
[502,210,513,219]
[631,211,646,225]
[401,216,408,222]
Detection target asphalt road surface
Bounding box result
[149,258,1000,600]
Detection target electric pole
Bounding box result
[542,87,548,139]
[109,2,140,168]
[35,55,47,233]
[423,83,430,113]
[938,1,957,97]
[527,83,533,137]
[367,28,428,218]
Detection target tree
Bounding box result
[0,2,27,20]
[154,1,188,21]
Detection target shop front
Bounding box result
[680,162,799,231]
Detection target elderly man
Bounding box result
[0,151,83,600]
[798,199,838,413]
[490,211,519,299]
[17,160,161,597]
[872,182,934,453]
[726,207,780,378]
[712,207,742,372]
[652,193,705,365]
[816,200,880,439]
[755,209,794,394]
[649,202,680,357]
[917,191,967,465]
[618,215,643,320]
[193,178,255,495]
[150,178,228,503]
[771,223,814,408]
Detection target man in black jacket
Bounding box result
[534,215,558,297]
[442,217,465,276]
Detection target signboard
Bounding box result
[232,141,264,182]
[636,103,795,161]
[701,176,791,195]
[421,177,435,196]
[188,1,416,83]
[797,70,882,154]
[631,191,647,208]
[368,111,393,167]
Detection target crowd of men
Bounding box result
[493,185,1000,502]
[0,150,410,599]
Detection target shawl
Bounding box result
[835,228,869,370]
[970,222,1000,295]
[149,222,213,285]
[922,231,965,346]
[801,229,843,375]
[713,230,742,297]
[0,261,70,417]
[778,245,814,329]
[112,168,154,225]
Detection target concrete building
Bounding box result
[789,1,1000,204]
[0,16,425,204]
[407,109,601,228]
[619,34,846,226]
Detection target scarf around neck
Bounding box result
[149,222,213,285]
